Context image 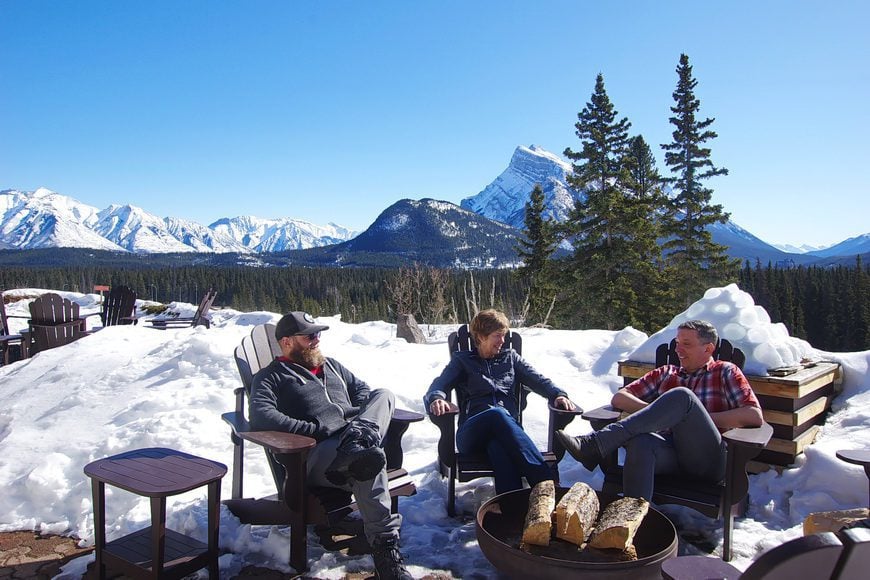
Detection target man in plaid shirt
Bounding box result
[557,320,763,500]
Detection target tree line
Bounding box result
[1,259,867,351]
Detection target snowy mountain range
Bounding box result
[3,146,868,264]
[0,188,356,254]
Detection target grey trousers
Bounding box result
[305,388,401,544]
[594,387,726,500]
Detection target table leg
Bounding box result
[150,496,166,580]
[91,479,106,580]
[207,479,221,578]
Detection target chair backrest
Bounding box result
[192,289,217,326]
[740,532,843,580]
[0,293,10,335]
[834,526,870,580]
[100,285,137,326]
[234,323,282,396]
[28,293,84,353]
[447,323,527,423]
[656,337,746,370]
[29,293,80,324]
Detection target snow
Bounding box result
[1,285,868,578]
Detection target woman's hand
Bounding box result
[429,399,458,416]
[553,396,576,411]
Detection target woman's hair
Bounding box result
[470,309,509,343]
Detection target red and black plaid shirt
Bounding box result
[625,360,760,414]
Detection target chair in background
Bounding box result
[428,324,583,516]
[25,293,88,356]
[148,289,216,329]
[221,323,423,573]
[661,531,844,580]
[0,293,25,365]
[99,285,138,327]
[581,337,773,561]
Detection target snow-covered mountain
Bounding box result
[772,242,829,254]
[0,189,355,254]
[0,188,125,251]
[807,233,870,258]
[210,216,356,253]
[460,145,581,229]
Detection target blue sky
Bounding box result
[2,1,868,247]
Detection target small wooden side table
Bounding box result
[84,447,227,579]
[836,449,870,508]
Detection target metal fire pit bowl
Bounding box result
[476,487,677,580]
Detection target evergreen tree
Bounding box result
[661,54,739,305]
[562,73,638,329]
[515,184,559,326]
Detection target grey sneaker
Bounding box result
[325,420,386,485]
[372,535,412,580]
[556,430,603,472]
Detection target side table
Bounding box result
[84,447,227,579]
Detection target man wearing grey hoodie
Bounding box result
[249,311,410,580]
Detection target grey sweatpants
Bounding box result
[594,387,726,500]
[305,388,401,544]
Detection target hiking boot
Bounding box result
[372,535,412,580]
[556,430,603,472]
[325,420,386,485]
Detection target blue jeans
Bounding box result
[456,406,554,494]
[594,387,726,500]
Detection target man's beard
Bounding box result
[291,344,326,369]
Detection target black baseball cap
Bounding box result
[275,311,330,340]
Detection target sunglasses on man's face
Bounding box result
[304,331,321,341]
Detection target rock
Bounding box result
[397,313,426,344]
[803,508,869,535]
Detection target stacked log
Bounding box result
[521,480,556,546]
[588,497,649,551]
[555,482,599,546]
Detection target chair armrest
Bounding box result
[722,422,773,448]
[220,411,316,455]
[383,408,425,471]
[581,404,622,431]
[661,555,740,580]
[428,409,459,470]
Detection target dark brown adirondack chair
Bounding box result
[1,293,25,365]
[428,324,583,516]
[662,531,845,580]
[221,323,423,573]
[25,293,88,356]
[99,285,138,327]
[148,289,216,329]
[581,337,773,561]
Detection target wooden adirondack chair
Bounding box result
[98,285,138,327]
[25,293,88,356]
[581,337,773,561]
[0,293,25,365]
[148,289,216,329]
[428,324,583,516]
[221,323,423,573]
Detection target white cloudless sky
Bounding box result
[1,0,868,247]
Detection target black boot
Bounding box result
[325,419,386,485]
[555,430,603,472]
[372,535,412,580]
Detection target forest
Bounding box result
[1,260,867,352]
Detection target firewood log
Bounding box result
[555,481,599,546]
[521,480,555,546]
[588,497,649,551]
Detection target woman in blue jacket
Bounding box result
[424,309,577,493]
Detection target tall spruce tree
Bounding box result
[562,73,639,329]
[661,54,739,305]
[623,134,672,331]
[515,184,558,326]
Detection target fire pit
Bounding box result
[476,487,677,579]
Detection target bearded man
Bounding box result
[249,311,410,580]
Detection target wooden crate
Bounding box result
[617,360,842,468]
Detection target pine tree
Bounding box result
[562,73,638,329]
[661,54,739,305]
[515,184,558,326]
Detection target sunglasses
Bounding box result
[303,331,321,341]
